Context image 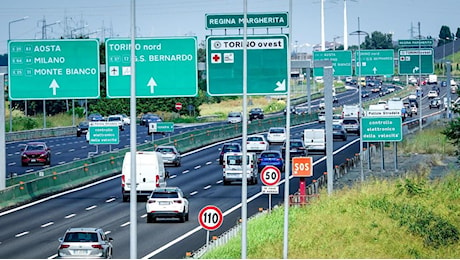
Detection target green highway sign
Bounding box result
[206,35,288,96]
[8,39,100,100]
[205,12,288,29]
[148,122,174,134]
[313,51,352,76]
[398,48,434,75]
[398,39,434,47]
[356,49,394,75]
[88,122,119,145]
[361,117,403,142]
[105,37,198,98]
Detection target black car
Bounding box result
[76,121,89,137]
[281,139,307,158]
[140,113,162,126]
[332,124,347,141]
[249,108,264,120]
[429,98,442,109]
[219,143,242,164]
[87,113,104,121]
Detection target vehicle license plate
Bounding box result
[31,159,36,162]
[159,201,170,205]
[74,250,87,255]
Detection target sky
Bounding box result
[0,0,459,55]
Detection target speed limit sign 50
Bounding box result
[198,205,223,231]
[260,165,281,186]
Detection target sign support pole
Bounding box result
[0,73,5,189]
[299,177,306,204]
[268,194,272,213]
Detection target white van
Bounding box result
[222,152,258,185]
[302,129,326,154]
[121,151,168,202]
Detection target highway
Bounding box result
[0,82,451,258]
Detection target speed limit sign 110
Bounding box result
[198,205,223,231]
[260,165,281,186]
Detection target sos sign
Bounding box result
[260,165,281,186]
[292,157,313,177]
[198,205,223,231]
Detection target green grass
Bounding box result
[201,126,460,259]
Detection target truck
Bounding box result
[428,74,438,85]
[121,151,168,202]
[222,152,258,185]
[342,104,361,118]
[302,129,326,154]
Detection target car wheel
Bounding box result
[185,212,189,221]
[176,161,181,167]
[147,214,154,223]
[21,162,27,167]
[122,195,129,202]
[180,212,186,223]
[77,132,81,137]
[343,137,347,141]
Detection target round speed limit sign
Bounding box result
[260,165,281,186]
[198,205,223,231]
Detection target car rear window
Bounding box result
[270,128,285,134]
[290,142,303,148]
[261,152,279,158]
[248,136,263,141]
[156,147,174,153]
[64,232,99,242]
[343,120,358,125]
[223,145,240,152]
[151,191,179,199]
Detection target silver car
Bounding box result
[155,145,181,167]
[57,227,113,259]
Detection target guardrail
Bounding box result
[5,126,75,142]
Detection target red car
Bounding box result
[20,142,51,166]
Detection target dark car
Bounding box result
[281,139,307,158]
[76,121,89,137]
[219,143,242,164]
[361,90,370,98]
[87,113,104,121]
[140,113,162,126]
[257,150,284,172]
[332,124,348,141]
[249,107,264,120]
[20,141,51,166]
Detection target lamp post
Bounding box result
[70,24,89,38]
[350,17,368,182]
[333,36,341,50]
[8,16,29,133]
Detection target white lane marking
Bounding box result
[205,161,212,165]
[194,165,201,170]
[55,152,62,155]
[216,180,223,184]
[65,214,76,219]
[15,231,29,237]
[105,198,116,203]
[141,214,147,218]
[204,185,211,190]
[41,222,54,228]
[81,146,88,149]
[182,170,189,174]
[169,175,177,179]
[25,169,34,173]
[189,191,198,196]
[68,149,75,152]
[105,231,111,235]
[85,205,97,210]
[120,222,130,227]
[58,161,66,165]
[8,162,16,166]
[73,157,81,161]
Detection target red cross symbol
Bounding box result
[212,54,221,62]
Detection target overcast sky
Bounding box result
[1,0,459,54]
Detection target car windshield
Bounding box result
[289,142,303,148]
[343,120,357,124]
[151,191,179,199]
[223,145,240,152]
[261,152,280,159]
[226,155,250,165]
[270,128,285,134]
[64,232,99,243]
[157,147,174,153]
[26,145,45,151]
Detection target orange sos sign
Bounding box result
[292,157,313,177]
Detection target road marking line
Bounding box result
[86,205,97,210]
[182,170,189,174]
[106,198,116,203]
[55,152,62,155]
[141,214,147,218]
[41,222,54,228]
[194,165,201,170]
[216,180,223,184]
[121,222,130,227]
[65,214,76,219]
[68,149,75,152]
[205,161,212,165]
[204,185,212,190]
[190,191,198,196]
[15,231,29,237]
[169,175,177,179]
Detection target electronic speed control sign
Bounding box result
[260,165,281,186]
[198,205,223,231]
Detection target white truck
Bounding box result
[342,104,361,118]
[121,151,168,202]
[302,129,326,154]
[428,74,438,85]
[222,152,258,185]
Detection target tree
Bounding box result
[362,31,394,49]
[438,25,453,46]
[456,28,460,40]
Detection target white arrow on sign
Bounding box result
[413,66,420,74]
[49,79,60,96]
[147,77,157,94]
[274,79,286,91]
[373,67,377,74]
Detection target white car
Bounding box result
[246,134,269,152]
[107,115,125,131]
[145,187,189,223]
[332,114,343,125]
[427,90,438,99]
[266,127,286,144]
[120,114,130,125]
[227,112,242,124]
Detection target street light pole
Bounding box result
[350,17,368,182]
[8,16,29,133]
